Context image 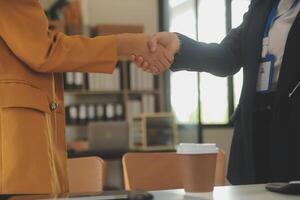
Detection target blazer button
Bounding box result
[50,102,59,111]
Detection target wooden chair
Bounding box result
[67,156,106,193]
[122,151,226,190]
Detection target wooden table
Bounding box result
[151,184,300,200]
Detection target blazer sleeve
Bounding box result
[171,2,254,77]
[0,0,117,73]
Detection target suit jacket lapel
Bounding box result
[276,11,300,99]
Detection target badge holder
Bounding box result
[257,54,275,93]
[256,0,300,93]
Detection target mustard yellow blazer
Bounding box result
[0,0,117,194]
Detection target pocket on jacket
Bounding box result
[0,82,53,193]
[0,82,51,113]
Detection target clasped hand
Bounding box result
[131,32,180,75]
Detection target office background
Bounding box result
[40,0,250,188]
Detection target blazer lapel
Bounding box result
[276,11,300,99]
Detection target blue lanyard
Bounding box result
[264,0,300,37]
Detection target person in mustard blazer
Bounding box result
[0,0,172,194]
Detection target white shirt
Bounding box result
[265,0,300,89]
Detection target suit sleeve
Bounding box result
[0,0,117,73]
[171,2,254,77]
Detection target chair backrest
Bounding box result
[67,156,106,193]
[122,151,226,190]
[122,152,182,191]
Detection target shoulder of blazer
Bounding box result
[244,0,274,30]
[249,0,264,9]
[244,0,265,22]
[252,0,275,6]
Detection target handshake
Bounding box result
[116,32,180,75]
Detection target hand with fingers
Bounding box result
[116,33,174,75]
[131,32,181,74]
[132,44,174,75]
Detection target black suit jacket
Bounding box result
[171,0,300,184]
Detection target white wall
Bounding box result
[81,0,159,34]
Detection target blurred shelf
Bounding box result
[126,90,160,95]
[66,121,127,127]
[64,90,123,96]
[66,124,88,128]
[64,90,160,96]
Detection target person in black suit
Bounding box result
[132,0,300,185]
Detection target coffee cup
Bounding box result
[177,143,219,193]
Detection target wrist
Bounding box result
[116,33,134,56]
[172,32,181,54]
[116,33,149,57]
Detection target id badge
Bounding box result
[256,54,275,93]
